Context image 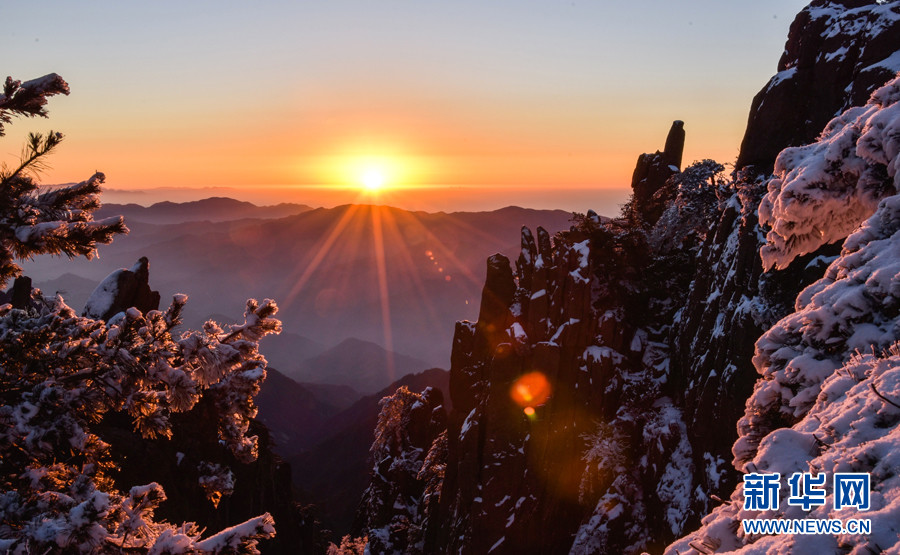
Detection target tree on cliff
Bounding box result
[0,74,280,553]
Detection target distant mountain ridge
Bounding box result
[96,196,312,224]
[290,337,430,394]
[255,367,342,452]
[25,201,574,367]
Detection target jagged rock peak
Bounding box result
[516,226,538,291]
[536,226,553,265]
[474,254,516,359]
[737,0,900,171]
[663,120,685,169]
[11,276,32,310]
[0,276,37,310]
[83,256,161,321]
[630,120,686,225]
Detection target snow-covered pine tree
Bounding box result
[0,74,280,553]
[357,386,446,554]
[0,74,126,289]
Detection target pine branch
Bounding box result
[0,131,63,185]
[0,74,70,136]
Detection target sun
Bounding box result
[334,152,422,193]
[360,167,387,192]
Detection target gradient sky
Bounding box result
[2,1,810,210]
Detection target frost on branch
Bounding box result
[326,534,368,555]
[193,513,276,554]
[736,191,900,469]
[667,346,900,555]
[759,72,900,270]
[0,165,128,288]
[0,74,126,288]
[649,159,730,253]
[734,74,900,468]
[0,73,69,136]
[197,462,235,509]
[0,291,281,552]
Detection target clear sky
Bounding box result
[2,1,810,210]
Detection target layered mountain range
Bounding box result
[354,1,900,553]
[20,179,592,547]
[24,203,573,370]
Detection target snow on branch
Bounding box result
[759,71,900,270]
[0,70,280,554]
[0,72,128,287]
[667,345,900,554]
[0,73,69,136]
[0,291,281,552]
[193,513,276,553]
[0,171,128,288]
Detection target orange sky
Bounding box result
[4,88,750,190]
[2,1,810,209]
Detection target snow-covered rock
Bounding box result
[738,0,900,171]
[83,257,161,321]
[668,73,900,555]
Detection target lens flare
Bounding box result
[510,371,551,412]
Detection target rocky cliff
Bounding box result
[669,0,900,537]
[669,67,900,555]
[355,1,900,553]
[737,0,900,172]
